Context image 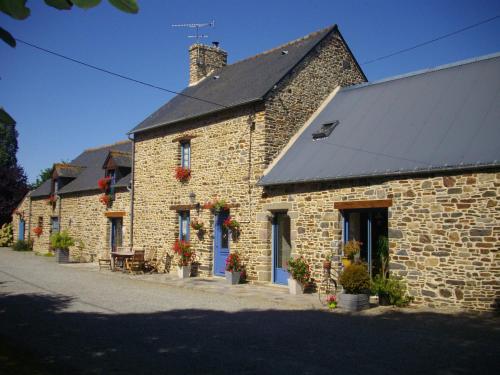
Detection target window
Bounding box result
[106,169,116,185]
[312,120,339,140]
[178,211,190,241]
[180,141,191,169]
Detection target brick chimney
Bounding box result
[189,42,227,85]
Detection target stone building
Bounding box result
[128,25,366,277]
[258,54,500,311]
[12,141,132,261]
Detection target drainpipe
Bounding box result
[27,192,32,241]
[127,133,135,248]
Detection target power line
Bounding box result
[361,14,500,65]
[14,38,229,109]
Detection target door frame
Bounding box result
[212,210,230,277]
[271,211,291,285]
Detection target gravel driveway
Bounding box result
[0,248,499,375]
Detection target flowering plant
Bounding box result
[97,177,111,192]
[99,194,113,207]
[225,252,243,273]
[190,218,204,231]
[202,199,228,213]
[223,217,240,232]
[33,226,43,237]
[175,166,191,182]
[287,256,311,284]
[326,295,337,309]
[46,195,57,206]
[172,239,194,266]
[343,240,362,260]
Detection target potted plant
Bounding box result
[371,274,412,307]
[99,194,113,207]
[338,263,371,311]
[172,239,194,278]
[225,252,243,285]
[190,218,204,232]
[46,195,57,207]
[175,166,191,182]
[326,295,337,310]
[50,230,75,263]
[323,253,332,271]
[286,256,311,295]
[342,239,362,267]
[202,199,229,214]
[97,177,111,192]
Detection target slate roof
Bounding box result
[31,141,132,198]
[129,25,364,134]
[103,151,132,169]
[53,164,85,178]
[259,53,500,186]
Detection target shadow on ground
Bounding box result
[0,293,498,375]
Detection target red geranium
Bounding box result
[99,194,112,207]
[172,239,194,266]
[225,252,243,272]
[33,226,43,237]
[175,167,191,182]
[223,217,240,231]
[46,195,57,206]
[98,177,111,192]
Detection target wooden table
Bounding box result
[110,251,133,271]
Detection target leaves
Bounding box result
[0,27,15,47]
[0,0,30,20]
[71,0,102,9]
[44,0,73,10]
[108,0,138,14]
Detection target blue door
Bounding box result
[51,217,59,234]
[273,213,291,284]
[214,210,229,276]
[18,219,25,241]
[110,218,123,251]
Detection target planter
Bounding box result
[56,248,70,263]
[288,277,304,295]
[338,293,369,311]
[378,293,391,306]
[177,265,191,279]
[225,271,241,285]
[341,257,352,268]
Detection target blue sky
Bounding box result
[1,0,500,182]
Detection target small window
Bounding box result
[180,141,191,169]
[178,211,190,241]
[106,169,116,185]
[312,120,339,140]
[38,216,43,227]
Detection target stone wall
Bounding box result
[258,171,500,311]
[11,194,30,243]
[29,197,56,253]
[264,29,366,165]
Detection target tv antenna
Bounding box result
[172,21,215,43]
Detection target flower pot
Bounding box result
[288,278,304,295]
[225,271,241,285]
[341,257,352,268]
[177,265,191,279]
[56,248,70,263]
[338,293,369,312]
[378,293,391,306]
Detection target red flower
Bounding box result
[33,226,43,237]
[175,167,191,182]
[223,217,240,231]
[99,194,112,207]
[97,177,111,192]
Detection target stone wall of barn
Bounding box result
[258,171,499,311]
[11,194,31,244]
[264,29,366,165]
[59,189,130,262]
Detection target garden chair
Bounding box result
[98,253,112,271]
[125,249,145,274]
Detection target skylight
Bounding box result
[312,120,339,140]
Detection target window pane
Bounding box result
[179,211,190,240]
[181,142,190,168]
[277,214,291,268]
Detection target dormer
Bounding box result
[51,163,84,195]
[102,151,132,185]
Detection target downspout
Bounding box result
[27,192,32,242]
[127,133,135,248]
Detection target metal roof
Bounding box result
[259,53,500,186]
[129,25,348,134]
[31,141,132,197]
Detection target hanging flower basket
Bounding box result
[33,226,43,237]
[223,217,240,232]
[99,194,113,207]
[190,218,204,231]
[97,177,111,192]
[202,199,229,214]
[175,167,191,182]
[46,195,57,207]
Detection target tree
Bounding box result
[0,107,18,167]
[31,166,53,190]
[0,0,139,47]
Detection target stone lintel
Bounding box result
[263,202,293,211]
[334,199,393,210]
[104,211,126,218]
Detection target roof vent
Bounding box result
[312,120,339,140]
[281,50,289,55]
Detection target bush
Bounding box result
[0,223,14,247]
[49,230,74,250]
[287,256,311,284]
[12,239,32,251]
[371,274,413,307]
[339,263,370,294]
